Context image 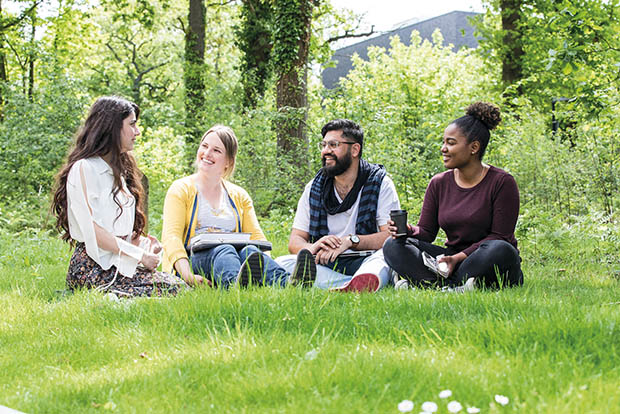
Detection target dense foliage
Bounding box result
[0,0,617,249]
[317,32,497,210]
[0,2,618,412]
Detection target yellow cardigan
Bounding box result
[161,175,267,273]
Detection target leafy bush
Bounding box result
[133,125,188,233]
[495,100,620,220]
[315,31,497,212]
[0,83,88,202]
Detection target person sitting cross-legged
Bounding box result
[51,96,186,298]
[276,119,400,292]
[161,125,315,289]
[383,102,523,291]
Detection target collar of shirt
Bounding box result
[91,156,114,176]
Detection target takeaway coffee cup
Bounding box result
[390,209,408,237]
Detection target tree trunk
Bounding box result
[0,47,5,121]
[0,0,5,83]
[238,0,273,108]
[500,0,524,94]
[273,0,315,184]
[27,2,36,102]
[132,73,141,107]
[275,67,308,154]
[0,0,6,120]
[184,0,206,147]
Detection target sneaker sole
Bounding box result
[330,273,380,293]
[290,249,317,287]
[237,252,264,287]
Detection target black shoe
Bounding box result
[236,252,264,287]
[289,249,317,287]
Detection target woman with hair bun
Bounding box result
[52,96,186,297]
[384,102,523,290]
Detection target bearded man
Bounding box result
[276,119,400,292]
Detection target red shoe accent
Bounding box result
[332,273,380,293]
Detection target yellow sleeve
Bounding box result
[161,180,192,273]
[237,188,267,242]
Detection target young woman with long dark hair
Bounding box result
[52,96,185,297]
[384,102,523,290]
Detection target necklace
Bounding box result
[196,180,227,216]
[207,199,225,217]
[456,164,487,188]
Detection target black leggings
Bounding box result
[383,238,523,288]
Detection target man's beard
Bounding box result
[322,150,352,177]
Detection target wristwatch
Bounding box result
[348,234,360,249]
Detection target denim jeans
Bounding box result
[191,244,288,288]
[383,238,523,288]
[275,250,393,290]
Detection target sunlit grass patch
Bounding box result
[0,226,618,413]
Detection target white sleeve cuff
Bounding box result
[116,237,144,261]
[114,238,145,278]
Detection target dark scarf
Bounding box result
[308,159,386,243]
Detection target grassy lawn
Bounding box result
[0,227,618,413]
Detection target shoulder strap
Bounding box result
[224,188,242,232]
[183,194,198,251]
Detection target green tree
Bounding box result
[499,0,524,95]
[272,0,318,185]
[0,0,41,115]
[236,0,273,109]
[478,0,620,114]
[184,0,206,143]
[92,0,182,108]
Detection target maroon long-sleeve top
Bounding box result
[416,166,519,256]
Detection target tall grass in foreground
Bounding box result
[0,228,618,413]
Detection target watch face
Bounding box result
[351,235,360,244]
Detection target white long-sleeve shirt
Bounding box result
[66,156,145,277]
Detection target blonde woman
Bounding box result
[161,125,314,288]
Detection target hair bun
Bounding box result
[466,102,501,130]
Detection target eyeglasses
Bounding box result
[318,140,357,150]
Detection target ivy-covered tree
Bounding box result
[236,0,273,109]
[184,0,206,144]
[272,0,318,181]
[499,0,524,95]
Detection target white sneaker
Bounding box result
[443,277,476,293]
[394,278,410,290]
[390,268,412,290]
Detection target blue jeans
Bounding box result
[191,244,288,288]
[383,238,523,288]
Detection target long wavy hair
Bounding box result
[51,96,146,243]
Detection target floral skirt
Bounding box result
[67,243,187,297]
